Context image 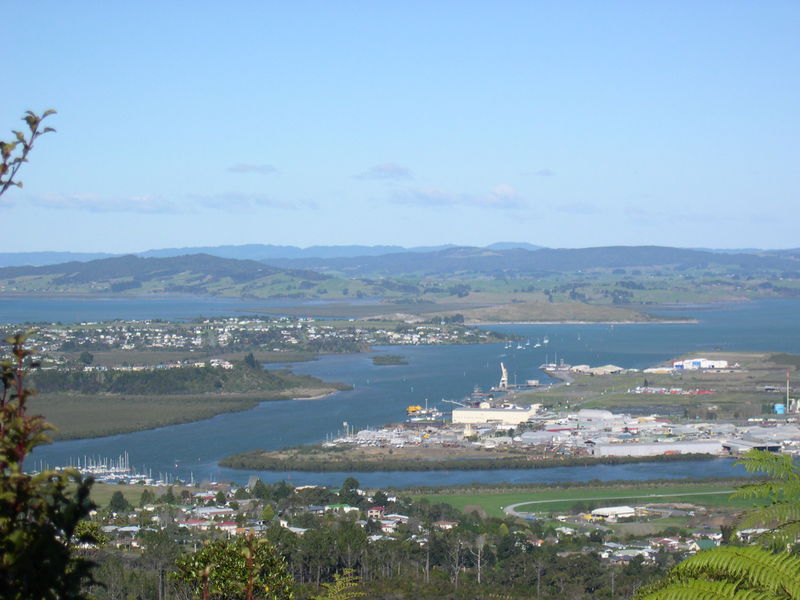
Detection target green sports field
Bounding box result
[417,480,756,518]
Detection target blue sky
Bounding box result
[2,1,798,253]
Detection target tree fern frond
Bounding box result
[737,504,800,540]
[751,521,800,552]
[733,481,800,503]
[735,450,800,481]
[675,547,800,599]
[637,577,780,600]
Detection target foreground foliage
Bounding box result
[0,331,96,598]
[174,535,294,600]
[636,450,800,600]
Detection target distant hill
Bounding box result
[765,248,800,259]
[485,242,544,251]
[0,251,115,267]
[0,254,297,281]
[0,243,490,267]
[261,245,800,277]
[139,243,458,260]
[1,246,798,301]
[7,242,794,270]
[0,244,460,267]
[0,254,330,296]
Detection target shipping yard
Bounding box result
[222,351,800,471]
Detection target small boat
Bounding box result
[406,400,444,423]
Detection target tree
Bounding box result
[341,477,359,492]
[467,533,488,585]
[1,330,96,598]
[0,109,56,194]
[78,351,94,366]
[141,527,181,600]
[243,353,260,370]
[173,535,293,600]
[636,449,800,600]
[140,487,157,507]
[312,569,364,600]
[370,490,388,507]
[261,504,275,523]
[338,477,360,507]
[251,479,269,500]
[109,490,130,513]
[159,485,177,505]
[73,520,108,547]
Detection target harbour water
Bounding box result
[0,294,381,325]
[16,298,800,487]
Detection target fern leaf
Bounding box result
[737,504,800,546]
[675,547,800,599]
[733,481,800,503]
[637,578,779,600]
[735,450,800,481]
[755,521,800,551]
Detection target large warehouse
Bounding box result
[589,440,724,457]
[452,403,542,425]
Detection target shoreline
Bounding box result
[219,449,727,472]
[473,318,699,325]
[291,391,337,401]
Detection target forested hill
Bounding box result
[30,362,347,396]
[0,253,329,296]
[0,253,305,281]
[261,245,800,277]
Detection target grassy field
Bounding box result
[88,482,193,507]
[30,385,340,440]
[417,480,755,518]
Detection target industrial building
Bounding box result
[589,440,724,457]
[591,506,637,520]
[451,403,542,425]
[672,358,729,370]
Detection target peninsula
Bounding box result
[221,351,800,472]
